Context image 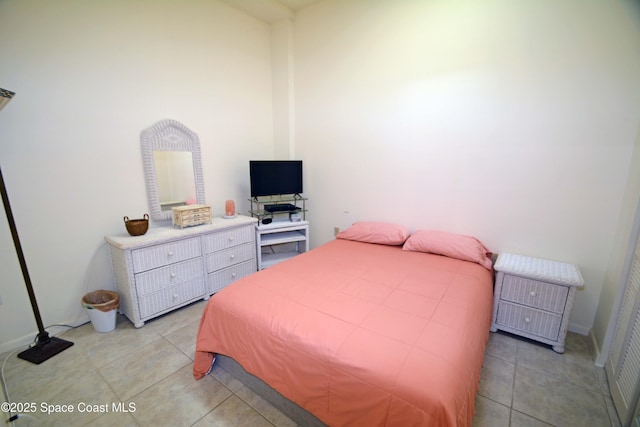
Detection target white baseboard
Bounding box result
[589,329,606,367]
[567,323,608,367]
[568,323,590,336]
[568,324,606,367]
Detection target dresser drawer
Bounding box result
[131,237,202,273]
[207,260,256,294]
[203,225,254,253]
[496,301,562,341]
[205,242,255,273]
[138,277,205,318]
[135,258,204,297]
[500,275,569,314]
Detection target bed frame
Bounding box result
[216,355,327,426]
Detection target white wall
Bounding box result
[271,18,296,159]
[0,0,273,351]
[294,0,640,334]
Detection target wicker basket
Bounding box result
[124,214,149,236]
[82,290,120,312]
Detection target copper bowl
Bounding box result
[124,214,149,236]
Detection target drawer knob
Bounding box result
[228,236,234,241]
[524,317,531,324]
[173,293,178,299]
[231,272,237,278]
[167,251,174,257]
[230,254,235,259]
[170,272,176,279]
[529,291,536,297]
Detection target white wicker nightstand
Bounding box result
[490,253,584,353]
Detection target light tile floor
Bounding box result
[474,330,621,427]
[1,301,622,426]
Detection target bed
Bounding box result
[193,223,494,426]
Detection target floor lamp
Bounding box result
[0,88,73,364]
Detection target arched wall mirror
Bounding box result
[140,119,206,222]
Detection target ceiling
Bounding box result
[220,0,320,23]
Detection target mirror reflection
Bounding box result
[154,151,196,211]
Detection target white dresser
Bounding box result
[105,215,257,327]
[490,253,584,353]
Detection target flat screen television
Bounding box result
[250,160,303,198]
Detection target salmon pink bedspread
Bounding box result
[194,239,494,426]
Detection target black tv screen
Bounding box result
[250,160,303,198]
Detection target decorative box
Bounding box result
[171,204,211,228]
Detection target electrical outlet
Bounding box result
[334,227,340,237]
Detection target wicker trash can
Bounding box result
[82,290,119,333]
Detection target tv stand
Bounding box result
[256,220,309,270]
[249,195,307,221]
[249,195,309,269]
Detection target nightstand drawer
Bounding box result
[501,275,569,314]
[496,301,562,341]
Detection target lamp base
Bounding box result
[17,332,73,364]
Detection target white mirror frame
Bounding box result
[140,119,206,222]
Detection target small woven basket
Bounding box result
[124,213,149,236]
